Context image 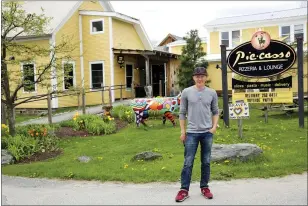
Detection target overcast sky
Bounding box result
[111,1,302,45]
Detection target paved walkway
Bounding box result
[17,100,132,126]
[2,173,307,205]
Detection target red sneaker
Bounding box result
[201,187,213,199]
[175,189,189,202]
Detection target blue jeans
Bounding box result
[180,132,213,191]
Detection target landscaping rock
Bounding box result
[2,149,14,165]
[132,151,162,161]
[78,156,91,163]
[211,143,263,162]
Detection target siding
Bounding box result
[14,39,52,109]
[112,19,144,50]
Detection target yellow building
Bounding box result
[167,5,307,95]
[10,1,179,109]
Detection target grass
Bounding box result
[15,115,38,124]
[2,101,307,183]
[15,104,101,124]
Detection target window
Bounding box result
[280,24,305,43]
[221,32,229,47]
[232,30,240,47]
[63,62,75,90]
[90,19,104,34]
[294,24,304,40]
[22,63,36,92]
[281,26,291,43]
[90,62,104,89]
[126,64,133,90]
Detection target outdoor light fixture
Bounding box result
[117,55,125,69]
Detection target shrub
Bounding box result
[1,124,10,149]
[111,105,134,123]
[3,134,40,161]
[16,124,58,138]
[59,120,75,128]
[14,124,60,156]
[1,124,9,137]
[73,114,116,135]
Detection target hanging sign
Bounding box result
[227,31,296,78]
[232,91,293,103]
[232,76,292,89]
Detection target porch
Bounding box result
[112,48,180,98]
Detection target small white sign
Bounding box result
[229,102,250,119]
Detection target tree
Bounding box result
[1,2,76,136]
[176,29,208,90]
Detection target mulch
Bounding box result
[17,149,63,164]
[55,127,90,138]
[114,118,129,131]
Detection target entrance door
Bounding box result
[151,64,165,97]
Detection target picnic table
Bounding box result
[260,95,308,116]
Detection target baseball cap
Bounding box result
[192,67,207,76]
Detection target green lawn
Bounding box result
[3,104,307,183]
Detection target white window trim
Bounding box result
[90,18,104,35]
[21,62,37,94]
[279,25,292,43]
[219,29,242,50]
[125,62,134,91]
[279,22,307,43]
[231,30,242,48]
[89,61,105,91]
[219,31,230,49]
[62,60,76,91]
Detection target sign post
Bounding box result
[297,37,304,128]
[221,44,229,128]
[229,101,249,138]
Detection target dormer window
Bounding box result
[280,24,305,43]
[294,24,304,40]
[281,26,291,43]
[221,32,229,47]
[90,19,104,34]
[220,30,240,48]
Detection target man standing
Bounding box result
[175,67,219,202]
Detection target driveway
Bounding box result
[2,173,307,205]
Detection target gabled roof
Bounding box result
[157,33,184,46]
[204,7,307,28]
[9,1,153,50]
[10,1,114,36]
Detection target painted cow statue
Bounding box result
[130,92,181,127]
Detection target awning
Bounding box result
[112,48,179,59]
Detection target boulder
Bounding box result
[132,151,162,161]
[78,156,91,163]
[211,143,263,162]
[2,149,14,165]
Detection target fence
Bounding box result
[1,83,137,125]
[1,80,168,125]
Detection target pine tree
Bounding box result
[176,29,208,90]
